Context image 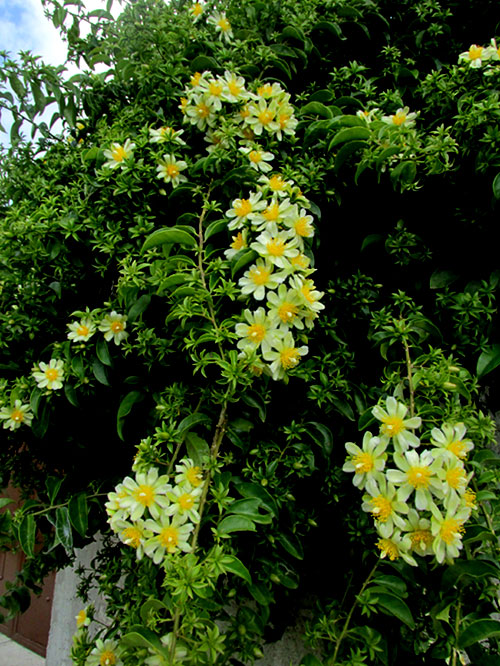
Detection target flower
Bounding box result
[266,283,304,330]
[245,98,280,136]
[376,531,417,566]
[283,208,315,243]
[251,230,298,268]
[343,431,388,492]
[372,397,421,452]
[262,330,308,380]
[143,514,194,562]
[430,494,470,563]
[362,476,408,538]
[156,154,188,188]
[189,1,204,21]
[32,359,65,390]
[207,12,233,42]
[436,458,470,500]
[185,96,217,131]
[76,608,91,628]
[149,126,186,145]
[235,307,279,354]
[290,277,325,316]
[166,484,203,522]
[220,71,249,103]
[103,138,135,169]
[86,638,123,666]
[238,259,283,301]
[112,518,149,560]
[224,230,248,260]
[98,312,128,345]
[381,107,417,128]
[251,198,296,234]
[226,191,266,230]
[119,468,171,521]
[386,449,442,510]
[458,44,487,68]
[239,146,275,172]
[401,509,433,557]
[67,318,96,342]
[430,423,474,460]
[0,400,33,430]
[175,459,204,489]
[257,173,293,198]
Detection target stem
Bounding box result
[451,595,461,666]
[169,611,181,665]
[331,561,379,665]
[402,336,415,418]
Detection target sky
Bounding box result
[0,0,123,147]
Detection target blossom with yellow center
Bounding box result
[98,311,128,345]
[0,399,33,431]
[32,359,65,390]
[76,608,90,628]
[120,468,170,521]
[235,307,279,354]
[381,106,417,128]
[174,458,204,489]
[189,2,204,21]
[372,396,421,451]
[458,44,487,67]
[221,71,248,102]
[251,230,298,268]
[149,125,186,145]
[263,331,308,380]
[102,138,135,170]
[224,230,248,260]
[343,431,388,492]
[267,284,304,330]
[362,477,408,538]
[239,260,282,301]
[376,537,399,561]
[144,514,194,563]
[464,488,477,509]
[156,154,188,188]
[246,99,280,135]
[239,145,275,172]
[387,450,442,510]
[290,277,325,316]
[430,423,474,461]
[208,12,233,42]
[377,532,416,566]
[68,317,96,342]
[431,492,471,563]
[86,639,123,666]
[226,191,266,230]
[166,484,202,522]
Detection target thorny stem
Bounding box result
[331,561,379,665]
[403,336,415,418]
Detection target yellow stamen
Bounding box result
[111,145,127,162]
[249,267,270,286]
[280,347,300,369]
[277,302,298,323]
[45,368,59,381]
[209,82,223,97]
[231,232,246,250]
[380,415,405,437]
[159,526,179,551]
[77,325,89,337]
[352,452,374,474]
[468,45,483,60]
[410,529,432,551]
[178,493,194,510]
[228,80,241,96]
[440,518,464,545]
[263,203,280,221]
[447,440,467,458]
[406,465,432,489]
[11,409,24,423]
[166,164,179,178]
[218,17,230,31]
[268,174,286,191]
[186,467,202,487]
[100,651,116,666]
[376,538,399,560]
[234,199,252,217]
[190,72,202,87]
[258,109,275,125]
[294,217,312,236]
[391,111,407,126]
[246,324,266,343]
[111,321,124,333]
[133,484,155,507]
[249,150,262,163]
[266,238,286,257]
[445,467,465,490]
[122,527,142,548]
[369,496,392,522]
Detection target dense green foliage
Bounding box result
[2,0,500,664]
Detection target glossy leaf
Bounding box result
[68,493,88,537]
[128,294,151,322]
[493,172,500,199]
[477,344,500,378]
[18,515,36,558]
[458,619,500,649]
[231,250,258,276]
[374,592,415,628]
[117,390,143,440]
[56,507,73,554]
[329,126,370,149]
[217,515,257,535]
[92,359,110,386]
[299,102,333,118]
[45,477,63,504]
[96,338,113,367]
[142,228,197,252]
[185,431,210,466]
[221,555,252,584]
[177,412,211,437]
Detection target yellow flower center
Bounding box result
[278,302,298,323]
[440,518,464,545]
[196,102,210,118]
[166,164,179,178]
[111,321,124,333]
[186,466,202,487]
[406,465,432,489]
[249,150,262,163]
[258,84,273,97]
[469,45,483,60]
[231,232,246,250]
[464,488,477,508]
[263,203,280,221]
[76,610,87,628]
[370,495,393,522]
[352,452,374,474]
[159,526,179,551]
[122,526,142,548]
[246,324,266,342]
[258,109,275,125]
[410,529,433,551]
[290,254,309,268]
[234,199,252,217]
[249,266,270,286]
[180,97,188,112]
[240,106,250,119]
[266,238,286,256]
[376,538,399,560]
[294,217,311,236]
[280,347,300,369]
[45,368,59,381]
[268,174,286,191]
[133,484,155,507]
[178,493,194,510]
[100,651,116,666]
[447,440,467,458]
[11,409,24,423]
[301,284,315,303]
[279,113,290,128]
[192,3,203,17]
[218,17,230,31]
[391,111,407,126]
[380,415,405,436]
[77,324,89,337]
[111,145,127,162]
[209,82,223,96]
[228,80,241,96]
[445,467,465,489]
[190,72,202,86]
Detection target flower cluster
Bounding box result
[458,39,500,68]
[105,459,204,564]
[0,399,33,431]
[180,70,298,149]
[187,2,233,43]
[226,178,324,380]
[343,396,476,565]
[67,311,128,346]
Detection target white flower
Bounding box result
[251,230,299,268]
[207,12,233,42]
[0,400,33,430]
[185,95,217,131]
[166,484,203,522]
[175,459,204,489]
[372,396,421,452]
[86,639,123,666]
[224,230,248,260]
[381,107,417,128]
[226,191,266,230]
[235,307,280,354]
[458,44,488,68]
[98,311,128,345]
[430,423,474,461]
[149,126,186,145]
[250,197,296,235]
[119,468,171,521]
[156,154,188,188]
[112,518,150,560]
[188,1,204,22]
[143,514,194,562]
[266,283,304,330]
[32,359,64,390]
[238,259,283,301]
[343,431,388,492]
[239,146,275,172]
[262,330,308,380]
[386,450,443,511]
[220,71,250,103]
[103,138,135,169]
[245,98,280,136]
[67,318,96,342]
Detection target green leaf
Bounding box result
[45,477,63,504]
[430,269,459,289]
[329,127,370,149]
[241,391,266,421]
[128,294,151,322]
[140,599,168,625]
[361,233,384,252]
[493,173,500,199]
[8,73,26,98]
[390,160,417,186]
[299,102,333,118]
[185,432,210,466]
[177,412,211,437]
[458,620,500,649]
[372,574,407,597]
[205,219,227,241]
[122,626,170,657]
[221,555,252,584]
[248,582,273,606]
[234,482,278,517]
[217,515,256,535]
[277,532,304,560]
[191,55,219,71]
[96,338,113,367]
[300,656,324,666]
[142,228,197,252]
[231,250,258,276]
[31,80,46,114]
[306,421,333,456]
[0,498,13,510]
[68,493,88,537]
[477,344,500,378]
[92,359,110,386]
[56,507,73,554]
[227,498,271,523]
[64,382,79,407]
[374,592,415,629]
[117,390,143,440]
[157,273,189,294]
[313,20,344,39]
[18,515,36,557]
